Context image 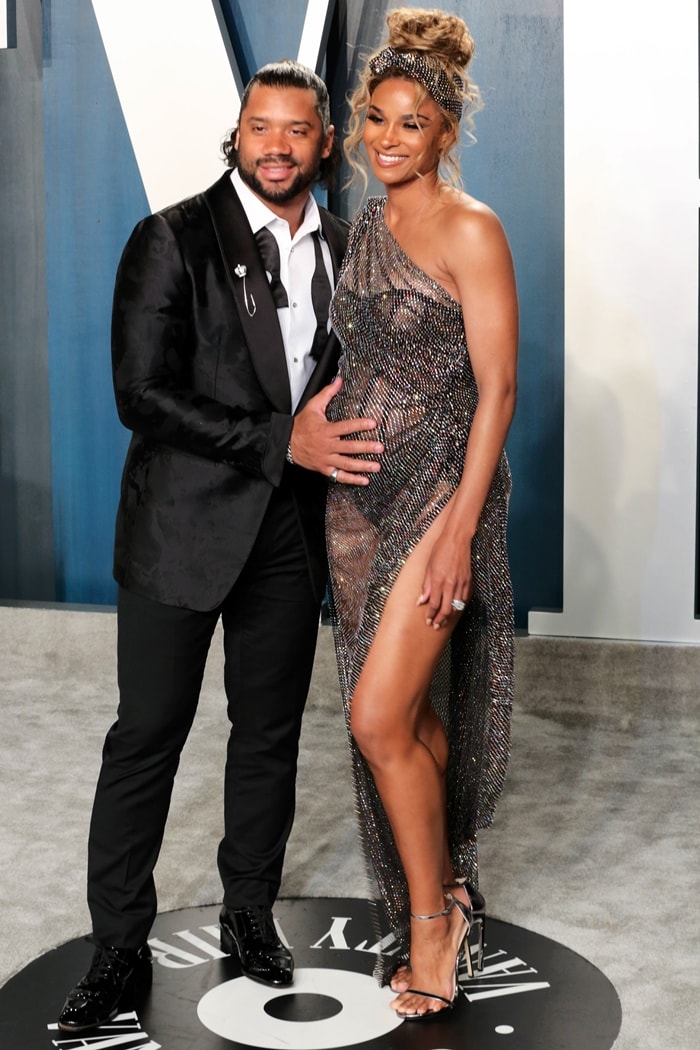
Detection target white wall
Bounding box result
[530,0,700,642]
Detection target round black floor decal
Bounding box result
[1,898,621,1049]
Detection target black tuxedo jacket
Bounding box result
[111,172,349,611]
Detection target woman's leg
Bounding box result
[350,514,468,1016]
[388,703,448,993]
[389,756,471,993]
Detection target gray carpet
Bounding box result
[1,605,698,1048]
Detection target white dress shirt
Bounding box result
[231,168,334,412]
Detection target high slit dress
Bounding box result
[325,196,514,976]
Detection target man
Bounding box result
[58,60,382,1033]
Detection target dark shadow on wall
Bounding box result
[0,478,55,602]
[0,0,55,602]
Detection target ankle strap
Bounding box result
[410,899,453,921]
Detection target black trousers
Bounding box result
[87,481,321,947]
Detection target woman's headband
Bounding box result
[367,46,464,119]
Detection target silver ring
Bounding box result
[451,599,466,611]
[329,468,339,483]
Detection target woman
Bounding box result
[326,8,518,1021]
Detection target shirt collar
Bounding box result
[231,168,322,239]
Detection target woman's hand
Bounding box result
[417,529,473,629]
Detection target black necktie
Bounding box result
[254,226,332,361]
[254,227,288,308]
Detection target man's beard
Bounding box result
[237,153,320,204]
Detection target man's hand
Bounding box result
[290,377,383,485]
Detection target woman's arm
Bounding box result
[419,201,518,626]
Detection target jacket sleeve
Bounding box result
[111,212,291,485]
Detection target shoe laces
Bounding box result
[245,907,277,944]
[84,944,130,984]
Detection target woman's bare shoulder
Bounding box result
[432,190,515,302]
[438,190,505,243]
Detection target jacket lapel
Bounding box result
[204,173,291,413]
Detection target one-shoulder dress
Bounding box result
[326,196,514,971]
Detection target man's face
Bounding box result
[235,84,334,207]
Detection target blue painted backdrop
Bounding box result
[37,0,563,624]
[42,0,147,601]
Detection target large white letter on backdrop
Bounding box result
[91,0,239,212]
[530,0,700,643]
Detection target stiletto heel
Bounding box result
[396,896,472,1020]
[444,879,486,974]
[450,896,474,979]
[472,912,485,971]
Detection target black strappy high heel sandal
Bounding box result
[396,895,472,1021]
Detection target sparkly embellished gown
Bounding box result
[326,196,514,969]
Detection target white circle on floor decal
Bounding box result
[197,967,401,1048]
[496,1025,515,1034]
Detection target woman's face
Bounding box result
[362,76,445,186]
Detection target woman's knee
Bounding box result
[350,697,409,768]
[349,701,375,756]
[349,696,382,759]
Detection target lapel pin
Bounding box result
[233,263,256,317]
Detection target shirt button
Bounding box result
[292,302,298,308]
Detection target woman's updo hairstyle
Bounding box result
[345,7,482,190]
